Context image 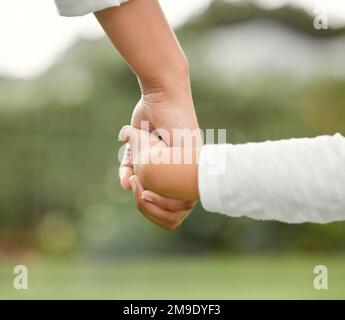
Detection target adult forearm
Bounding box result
[94,0,189,94]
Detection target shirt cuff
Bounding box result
[198,144,231,215]
[54,0,129,17]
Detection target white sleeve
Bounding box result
[198,133,345,224]
[54,0,129,17]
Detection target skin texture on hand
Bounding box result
[95,0,200,230]
[121,83,199,189]
[119,126,200,201]
[119,126,197,230]
[128,175,194,230]
[120,91,200,230]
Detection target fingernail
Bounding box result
[119,170,127,182]
[118,125,130,142]
[186,201,194,209]
[129,176,136,192]
[120,178,132,190]
[142,194,154,203]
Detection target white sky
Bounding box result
[0,0,344,78]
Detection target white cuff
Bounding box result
[54,0,129,17]
[198,144,236,216]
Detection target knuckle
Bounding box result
[167,217,178,226]
[167,214,180,225]
[163,224,177,231]
[185,201,195,209]
[171,223,180,231]
[135,198,145,211]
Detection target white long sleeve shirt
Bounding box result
[198,134,345,223]
[54,0,129,16]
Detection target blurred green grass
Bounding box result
[1,255,344,299]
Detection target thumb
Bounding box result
[119,125,162,145]
[119,143,134,190]
[118,125,150,165]
[119,125,139,147]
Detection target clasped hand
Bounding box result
[118,89,200,230]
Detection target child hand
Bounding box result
[119,125,166,180]
[119,125,194,230]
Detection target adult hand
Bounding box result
[95,0,200,229]
[119,79,200,230]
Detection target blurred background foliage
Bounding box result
[0,0,345,295]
